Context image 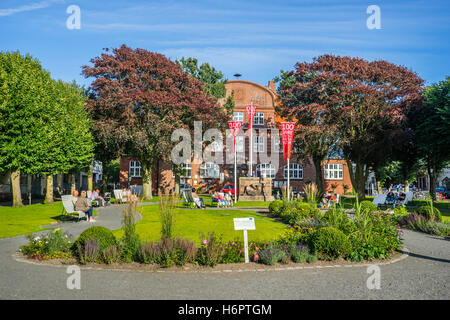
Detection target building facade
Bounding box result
[119,79,354,195]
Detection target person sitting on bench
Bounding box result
[75,190,95,222]
[192,188,205,208]
[91,189,105,207]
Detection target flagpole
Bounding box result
[287,157,290,201]
[249,119,253,177]
[234,141,237,203]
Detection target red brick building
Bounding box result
[119,79,353,195]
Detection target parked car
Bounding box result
[221,183,238,196]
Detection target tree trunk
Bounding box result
[377,181,382,194]
[428,166,437,202]
[70,174,76,195]
[102,173,108,194]
[57,174,63,194]
[142,162,153,200]
[312,157,324,196]
[174,171,180,196]
[346,159,367,200]
[44,175,54,205]
[11,171,23,207]
[88,163,93,191]
[404,179,409,192]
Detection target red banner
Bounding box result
[281,122,296,162]
[245,104,258,130]
[228,121,243,153]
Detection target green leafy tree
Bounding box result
[412,77,450,200]
[42,80,94,204]
[0,52,94,206]
[176,57,227,99]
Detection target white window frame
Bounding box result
[129,160,142,177]
[211,140,222,152]
[200,162,220,179]
[283,163,303,179]
[233,112,244,122]
[254,112,264,125]
[236,135,244,152]
[256,163,275,178]
[273,135,281,153]
[181,163,192,178]
[324,163,343,180]
[254,136,265,153]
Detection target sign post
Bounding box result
[233,217,256,263]
[245,104,257,177]
[281,122,296,201]
[228,121,243,204]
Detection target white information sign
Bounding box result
[233,217,256,230]
[233,218,256,263]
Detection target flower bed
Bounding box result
[19,198,406,268]
[267,198,403,262]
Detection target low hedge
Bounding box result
[416,205,442,221]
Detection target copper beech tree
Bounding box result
[277,55,423,198]
[83,45,229,199]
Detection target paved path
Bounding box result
[0,204,449,299]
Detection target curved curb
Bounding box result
[12,246,410,274]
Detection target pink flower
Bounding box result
[255,246,259,251]
[202,240,208,245]
[253,253,259,262]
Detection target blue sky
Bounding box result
[1,0,449,88]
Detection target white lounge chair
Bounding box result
[373,194,387,208]
[61,195,86,221]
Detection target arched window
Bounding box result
[200,162,220,178]
[284,163,303,179]
[256,163,275,178]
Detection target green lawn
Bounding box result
[113,205,287,244]
[441,211,450,223]
[0,202,97,238]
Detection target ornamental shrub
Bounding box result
[416,205,442,222]
[289,244,316,263]
[393,206,409,217]
[322,208,355,235]
[102,245,121,264]
[310,227,352,260]
[78,239,99,264]
[280,208,302,225]
[139,242,160,264]
[268,200,284,217]
[360,200,377,213]
[75,226,116,256]
[296,202,320,218]
[197,232,225,267]
[258,243,287,265]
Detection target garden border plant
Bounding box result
[19,194,406,268]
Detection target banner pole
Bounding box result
[234,141,237,203]
[287,157,290,201]
[249,124,253,177]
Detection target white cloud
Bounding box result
[0,0,63,17]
